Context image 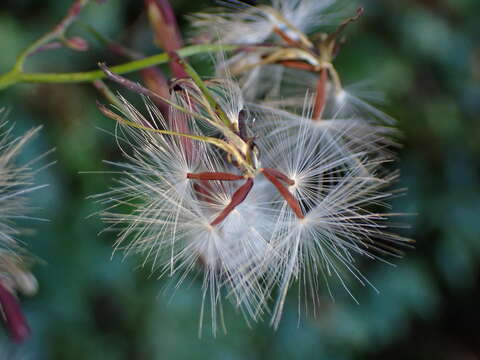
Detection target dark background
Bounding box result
[0,0,479,358]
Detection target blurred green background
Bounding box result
[0,0,479,359]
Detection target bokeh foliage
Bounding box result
[0,0,479,358]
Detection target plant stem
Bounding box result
[0,44,238,91]
[170,51,231,126]
[14,0,91,72]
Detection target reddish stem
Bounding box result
[30,41,63,56]
[0,282,30,343]
[327,7,364,44]
[99,38,172,121]
[52,0,85,34]
[262,169,304,219]
[99,63,174,108]
[272,27,301,47]
[210,178,254,226]
[187,172,244,181]
[277,60,318,72]
[313,68,328,121]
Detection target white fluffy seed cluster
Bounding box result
[97,0,410,333]
[0,116,45,298]
[191,0,339,45]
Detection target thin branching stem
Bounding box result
[14,0,91,72]
[0,44,239,90]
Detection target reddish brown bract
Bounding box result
[0,282,30,343]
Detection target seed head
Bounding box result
[0,114,48,342]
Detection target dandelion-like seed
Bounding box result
[0,0,414,342]
[255,118,411,327]
[191,0,355,101]
[95,79,279,334]
[96,58,314,330]
[0,115,46,342]
[193,0,396,170]
[191,0,338,46]
[95,40,409,330]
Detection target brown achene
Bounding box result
[187,168,304,227]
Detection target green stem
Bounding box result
[172,52,231,126]
[0,44,239,91]
[0,70,20,90]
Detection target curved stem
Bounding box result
[13,0,91,72]
[312,68,328,121]
[325,62,343,93]
[0,44,239,90]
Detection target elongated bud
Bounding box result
[63,36,89,51]
[140,67,171,117]
[0,282,30,343]
[210,178,254,226]
[145,0,181,49]
[145,0,187,78]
